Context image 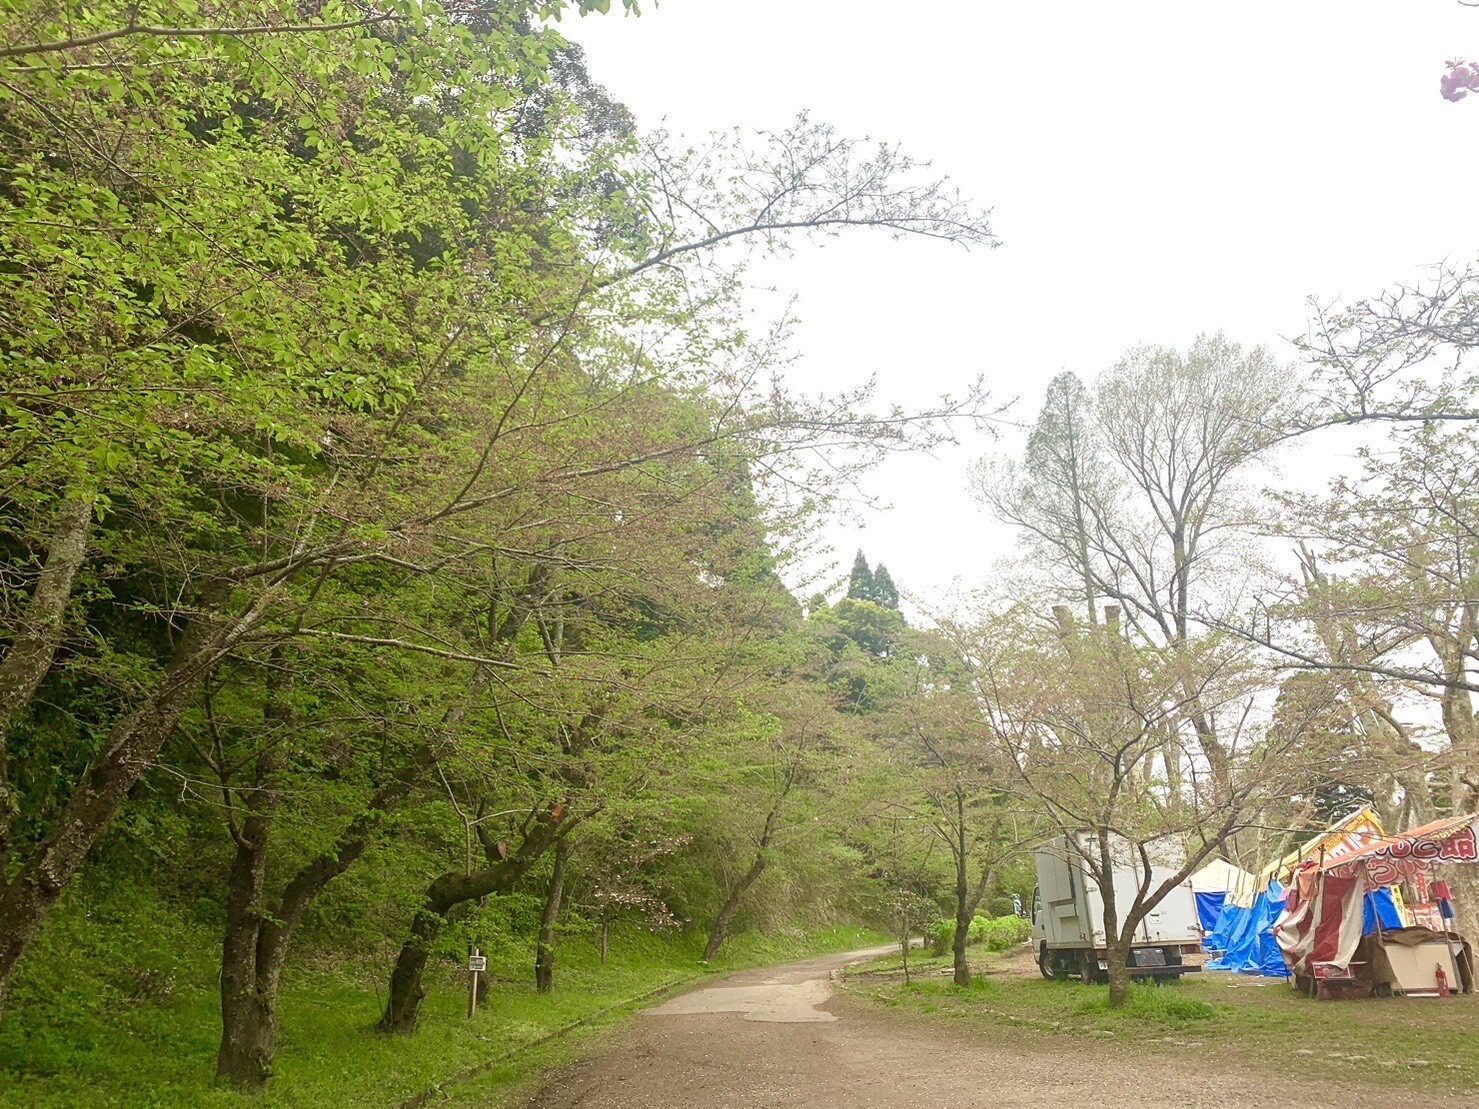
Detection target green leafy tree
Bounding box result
[0,0,1004,1063]
[938,607,1318,1007]
[874,630,1031,987]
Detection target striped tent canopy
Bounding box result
[1275,813,1479,978]
[1324,814,1479,885]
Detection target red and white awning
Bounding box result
[1323,815,1479,886]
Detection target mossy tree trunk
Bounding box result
[380,805,571,1033]
[0,493,93,880]
[535,838,571,993]
[703,801,781,963]
[216,653,292,1091]
[0,585,269,1018]
[214,737,437,1086]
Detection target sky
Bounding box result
[571,1,1479,607]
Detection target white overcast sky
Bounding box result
[572,1,1479,606]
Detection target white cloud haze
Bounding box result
[573,1,1479,604]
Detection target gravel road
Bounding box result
[520,946,1478,1108]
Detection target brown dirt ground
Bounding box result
[517,945,1479,1109]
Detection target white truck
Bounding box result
[1030,834,1203,983]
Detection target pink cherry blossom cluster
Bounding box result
[1441,59,1479,101]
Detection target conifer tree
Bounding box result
[847,550,876,601]
[872,565,900,609]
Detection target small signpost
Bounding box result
[468,949,486,1018]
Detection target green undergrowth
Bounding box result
[842,950,1479,1093]
[923,913,1031,957]
[0,883,884,1108]
[1074,984,1216,1023]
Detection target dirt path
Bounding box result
[519,946,1477,1108]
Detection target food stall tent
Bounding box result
[1274,814,1478,997]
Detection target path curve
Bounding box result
[520,945,1475,1108]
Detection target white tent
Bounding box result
[1190,858,1257,907]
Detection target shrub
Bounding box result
[924,919,953,956]
[926,913,1029,956]
[986,895,1017,919]
[976,914,1030,952]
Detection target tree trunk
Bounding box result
[703,802,780,963]
[215,736,435,1085]
[535,839,570,993]
[950,909,971,987]
[702,853,764,963]
[381,904,446,1034]
[1095,830,1127,1007]
[215,657,293,1091]
[380,806,569,1034]
[951,789,972,986]
[216,747,281,1091]
[1105,938,1131,1008]
[0,492,93,877]
[0,493,92,737]
[0,588,269,1017]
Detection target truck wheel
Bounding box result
[1079,952,1098,985]
[1037,943,1055,980]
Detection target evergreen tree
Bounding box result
[872,564,900,609]
[846,550,875,601]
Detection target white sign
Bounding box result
[468,955,487,973]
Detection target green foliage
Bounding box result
[924,913,1028,957]
[0,0,1001,1093]
[1075,984,1216,1023]
[823,598,908,660]
[976,914,1030,951]
[870,565,899,609]
[985,894,1017,918]
[924,919,952,956]
[0,872,883,1106]
[846,550,875,602]
[843,551,900,610]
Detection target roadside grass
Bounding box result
[0,906,885,1109]
[841,948,1479,1093]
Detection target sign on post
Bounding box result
[468,948,485,1018]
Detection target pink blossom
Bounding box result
[1441,60,1479,102]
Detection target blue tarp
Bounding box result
[1362,888,1403,935]
[1206,900,1253,960]
[1203,910,1231,952]
[1194,892,1226,941]
[1203,893,1245,953]
[1206,881,1290,977]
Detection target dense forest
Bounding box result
[2,2,1478,1105]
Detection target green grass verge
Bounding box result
[842,949,1479,1093]
[0,897,886,1109]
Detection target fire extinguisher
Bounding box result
[1436,963,1451,998]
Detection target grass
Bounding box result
[841,948,1479,1093]
[0,892,886,1109]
